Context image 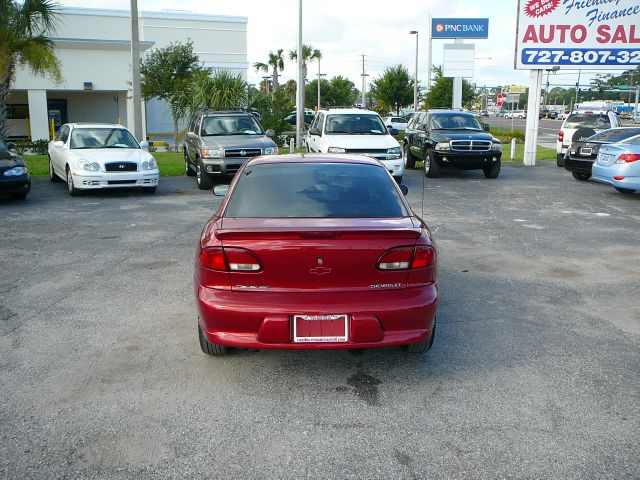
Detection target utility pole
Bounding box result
[295,0,303,148]
[574,70,581,107]
[427,14,432,95]
[130,0,143,140]
[410,30,419,113]
[361,54,368,109]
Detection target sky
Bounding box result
[57,0,595,92]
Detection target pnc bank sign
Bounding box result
[431,18,489,39]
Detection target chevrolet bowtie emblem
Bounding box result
[309,266,332,275]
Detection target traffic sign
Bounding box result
[497,99,504,107]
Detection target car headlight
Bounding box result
[3,166,28,176]
[328,147,346,153]
[435,142,450,151]
[78,159,100,172]
[387,147,402,157]
[202,148,222,158]
[263,147,278,155]
[491,142,502,151]
[141,158,158,170]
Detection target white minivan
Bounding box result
[305,109,404,183]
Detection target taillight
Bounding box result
[199,247,262,272]
[558,131,564,142]
[616,154,640,163]
[377,246,436,270]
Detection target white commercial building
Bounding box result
[8,7,248,141]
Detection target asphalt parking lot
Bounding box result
[1,164,638,479]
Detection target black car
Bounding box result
[284,112,314,126]
[0,140,30,200]
[564,127,640,181]
[404,110,502,178]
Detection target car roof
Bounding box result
[247,153,385,167]
[320,108,379,115]
[427,110,473,115]
[68,123,126,129]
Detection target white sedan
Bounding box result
[48,123,159,196]
[383,116,409,132]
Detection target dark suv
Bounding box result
[404,110,502,178]
[184,110,278,189]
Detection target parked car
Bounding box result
[564,127,640,181]
[480,110,489,117]
[195,154,438,355]
[305,108,404,183]
[184,110,278,189]
[48,123,159,196]
[383,116,409,132]
[404,110,502,178]
[556,111,620,167]
[504,110,527,119]
[495,109,508,117]
[0,139,30,200]
[539,109,558,119]
[284,111,315,126]
[592,138,640,194]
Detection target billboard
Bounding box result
[431,18,489,39]
[515,0,640,69]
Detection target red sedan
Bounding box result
[194,155,438,355]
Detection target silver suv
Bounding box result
[184,111,278,189]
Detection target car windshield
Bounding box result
[325,114,387,135]
[224,163,408,218]
[70,128,139,149]
[564,114,610,128]
[588,128,640,143]
[201,115,263,136]
[430,114,482,130]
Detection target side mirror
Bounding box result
[308,127,321,136]
[399,184,409,196]
[213,185,229,197]
[139,140,150,150]
[389,128,399,136]
[53,140,64,148]
[265,129,275,138]
[6,142,16,150]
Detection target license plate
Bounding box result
[599,154,610,164]
[579,147,592,156]
[293,314,348,343]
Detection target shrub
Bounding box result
[14,141,31,155]
[489,127,525,144]
[31,139,49,155]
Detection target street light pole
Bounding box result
[410,30,418,113]
[317,58,321,110]
[295,0,303,148]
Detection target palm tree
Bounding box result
[0,0,62,140]
[253,49,285,97]
[285,79,297,103]
[289,45,321,111]
[189,69,248,111]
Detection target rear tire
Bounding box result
[404,142,417,169]
[614,187,636,194]
[556,153,564,167]
[185,150,196,177]
[572,172,590,181]
[424,149,440,178]
[483,161,501,179]
[198,325,228,356]
[196,159,213,190]
[403,319,436,354]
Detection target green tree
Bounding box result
[289,45,321,109]
[423,66,475,110]
[370,65,414,115]
[253,49,285,97]
[0,0,62,140]
[304,78,329,109]
[325,76,357,107]
[190,69,248,111]
[140,41,205,150]
[250,89,293,144]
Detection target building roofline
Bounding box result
[58,7,248,24]
[52,37,155,51]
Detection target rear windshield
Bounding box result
[564,114,610,128]
[588,128,640,143]
[224,163,408,218]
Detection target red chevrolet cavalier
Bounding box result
[194,154,438,355]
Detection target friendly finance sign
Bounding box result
[431,18,489,39]
[515,0,640,69]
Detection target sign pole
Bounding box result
[452,38,463,109]
[523,69,543,166]
[427,15,432,95]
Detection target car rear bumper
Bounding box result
[433,151,501,169]
[0,174,31,194]
[195,283,438,349]
[563,156,594,174]
[592,163,640,191]
[72,170,159,189]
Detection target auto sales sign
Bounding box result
[515,0,640,69]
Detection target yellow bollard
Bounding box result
[49,118,55,140]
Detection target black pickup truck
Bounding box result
[404,110,502,178]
